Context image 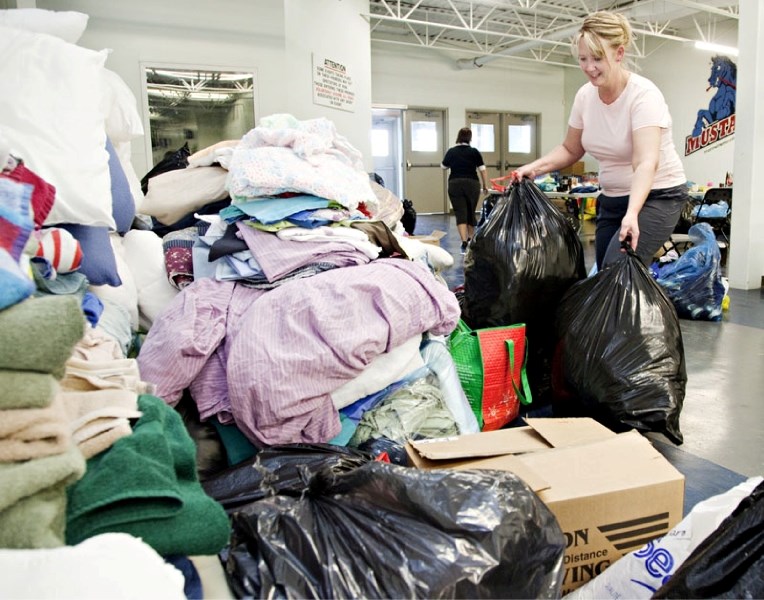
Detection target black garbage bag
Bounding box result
[463,178,586,405]
[140,142,190,194]
[655,222,725,321]
[401,198,417,235]
[201,443,369,513]
[225,454,566,599]
[553,246,686,444]
[477,192,497,227]
[653,480,764,598]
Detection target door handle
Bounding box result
[406,160,412,171]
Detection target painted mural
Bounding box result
[684,55,736,156]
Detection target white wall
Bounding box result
[38,0,373,174]
[642,40,737,187]
[37,0,287,177]
[371,46,568,157]
[283,0,372,166]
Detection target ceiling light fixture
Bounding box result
[694,41,739,57]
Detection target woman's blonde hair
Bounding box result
[573,11,633,59]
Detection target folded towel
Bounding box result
[0,533,186,599]
[60,388,141,459]
[0,394,71,462]
[0,295,85,378]
[0,370,58,410]
[76,419,134,460]
[0,444,86,548]
[66,394,230,556]
[61,356,152,394]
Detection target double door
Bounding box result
[371,109,539,215]
[467,111,540,189]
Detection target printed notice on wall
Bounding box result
[312,55,355,112]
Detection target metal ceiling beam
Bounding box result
[366,0,738,68]
[659,0,739,20]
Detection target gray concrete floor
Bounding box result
[415,212,764,477]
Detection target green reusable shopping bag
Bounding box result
[448,319,532,431]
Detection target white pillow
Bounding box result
[89,233,140,332]
[103,68,144,144]
[122,230,179,330]
[0,8,88,44]
[0,25,115,229]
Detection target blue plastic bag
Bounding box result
[655,223,725,321]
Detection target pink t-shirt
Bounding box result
[569,73,686,196]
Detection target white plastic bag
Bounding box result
[566,476,763,598]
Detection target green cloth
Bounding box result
[0,444,86,548]
[327,413,358,447]
[0,295,85,378]
[348,380,460,448]
[66,394,230,556]
[210,417,258,466]
[0,370,58,409]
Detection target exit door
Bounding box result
[467,111,539,188]
[403,108,448,214]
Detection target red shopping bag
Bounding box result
[449,320,532,431]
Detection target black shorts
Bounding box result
[448,178,480,225]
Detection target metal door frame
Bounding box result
[403,106,449,214]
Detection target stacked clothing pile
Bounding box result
[138,114,465,452]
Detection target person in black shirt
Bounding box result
[441,127,489,253]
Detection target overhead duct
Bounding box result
[456,23,581,69]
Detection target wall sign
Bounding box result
[685,55,736,156]
[312,55,355,112]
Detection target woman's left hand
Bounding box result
[619,213,640,251]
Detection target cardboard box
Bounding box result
[406,418,685,594]
[560,161,586,176]
[407,229,446,246]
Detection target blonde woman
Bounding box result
[513,11,688,269]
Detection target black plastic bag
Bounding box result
[554,246,686,444]
[653,480,764,598]
[225,453,566,599]
[140,142,190,194]
[201,443,369,513]
[401,198,417,235]
[463,178,586,404]
[655,222,725,321]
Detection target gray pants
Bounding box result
[596,185,688,269]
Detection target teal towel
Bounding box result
[0,295,85,378]
[66,394,230,556]
[0,444,86,548]
[0,370,58,409]
[211,417,258,466]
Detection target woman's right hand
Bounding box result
[511,166,536,183]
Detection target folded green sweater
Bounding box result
[66,394,230,556]
[0,295,85,378]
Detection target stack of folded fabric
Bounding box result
[58,326,148,458]
[0,294,87,548]
[66,394,230,557]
